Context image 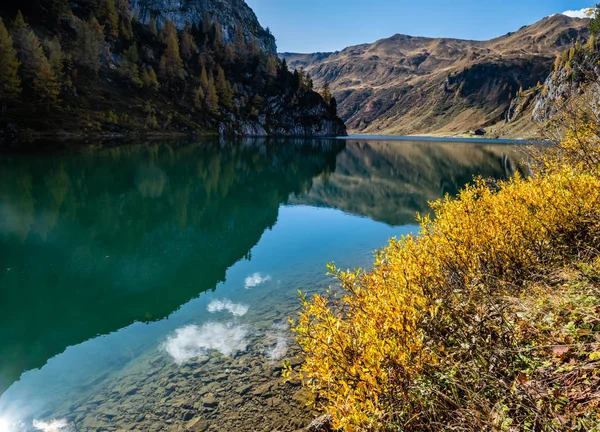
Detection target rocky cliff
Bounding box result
[129,0,277,54]
[281,14,589,137]
[532,45,600,123]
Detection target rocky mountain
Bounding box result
[129,0,277,54]
[0,0,346,141]
[281,14,589,137]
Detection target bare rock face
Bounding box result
[129,0,277,55]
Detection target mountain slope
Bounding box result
[0,0,346,140]
[281,14,589,137]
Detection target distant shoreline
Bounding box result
[339,134,544,144]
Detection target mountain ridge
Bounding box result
[281,14,589,137]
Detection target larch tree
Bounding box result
[234,24,245,57]
[11,10,29,60]
[215,65,234,110]
[20,29,60,105]
[141,66,159,91]
[158,20,184,84]
[148,17,158,37]
[93,0,119,41]
[74,18,105,74]
[44,37,64,79]
[0,17,22,108]
[320,79,332,104]
[116,0,134,41]
[180,25,197,61]
[212,21,223,51]
[201,11,212,35]
[205,76,219,114]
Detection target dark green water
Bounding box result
[0,138,523,432]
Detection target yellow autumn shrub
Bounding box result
[287,126,600,431]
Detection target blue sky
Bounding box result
[245,0,593,53]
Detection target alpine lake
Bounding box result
[0,136,527,432]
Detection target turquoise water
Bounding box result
[0,138,523,431]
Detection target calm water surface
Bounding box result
[0,138,524,431]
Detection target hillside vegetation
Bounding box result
[285,21,600,431]
[0,0,345,138]
[281,14,589,137]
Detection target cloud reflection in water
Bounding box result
[163,323,249,364]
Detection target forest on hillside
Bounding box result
[0,0,342,137]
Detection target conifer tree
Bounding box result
[265,56,278,77]
[224,43,236,63]
[158,20,184,84]
[212,21,223,51]
[320,79,332,104]
[11,11,29,59]
[193,86,205,108]
[141,66,159,91]
[116,0,134,41]
[93,0,119,40]
[201,11,212,35]
[0,17,21,107]
[74,18,105,74]
[33,55,60,106]
[215,66,234,110]
[329,96,338,117]
[20,29,60,105]
[149,17,158,37]
[44,37,64,79]
[199,66,209,91]
[120,43,142,88]
[234,24,245,57]
[180,25,196,61]
[205,76,219,114]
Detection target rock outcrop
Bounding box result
[129,0,277,54]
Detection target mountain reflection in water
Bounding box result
[0,137,523,430]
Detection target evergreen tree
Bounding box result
[215,66,234,110]
[223,43,235,63]
[0,17,21,107]
[180,25,196,61]
[201,11,212,35]
[44,37,64,79]
[93,0,119,40]
[119,43,142,88]
[116,0,134,41]
[33,54,60,106]
[20,29,60,105]
[149,17,158,37]
[320,79,332,104]
[265,56,278,77]
[158,20,184,84]
[74,18,105,74]
[141,66,159,91]
[11,10,29,60]
[212,21,223,51]
[199,66,209,90]
[234,24,245,57]
[193,86,205,108]
[329,96,338,117]
[205,76,219,114]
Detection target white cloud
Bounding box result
[244,273,272,289]
[207,299,249,317]
[163,323,249,364]
[33,419,70,432]
[560,7,593,18]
